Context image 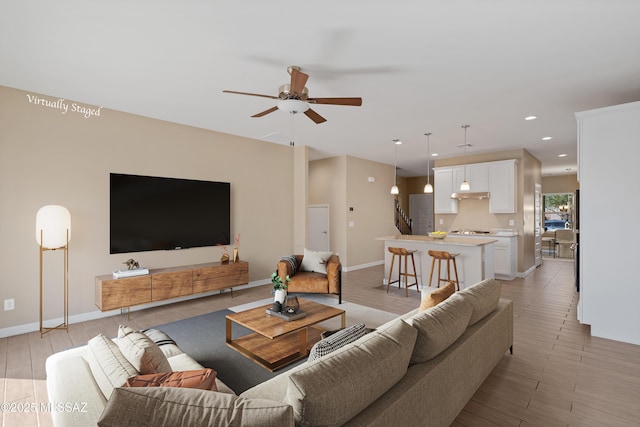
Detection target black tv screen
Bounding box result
[110,173,230,254]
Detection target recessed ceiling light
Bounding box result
[525,115,537,121]
[542,136,553,141]
[558,153,567,157]
[393,139,402,145]
[432,153,438,157]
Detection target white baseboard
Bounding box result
[342,259,384,272]
[0,280,267,339]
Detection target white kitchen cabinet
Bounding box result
[433,168,458,214]
[493,235,517,280]
[488,160,516,213]
[451,166,466,192]
[466,163,489,192]
[435,160,515,213]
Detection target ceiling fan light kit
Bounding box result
[277,99,309,114]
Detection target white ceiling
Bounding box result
[2,1,640,177]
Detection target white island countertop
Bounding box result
[377,234,496,291]
[377,234,497,247]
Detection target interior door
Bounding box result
[308,205,330,251]
[409,194,434,235]
[534,183,542,266]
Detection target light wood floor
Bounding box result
[2,258,639,426]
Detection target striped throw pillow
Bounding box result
[307,323,367,362]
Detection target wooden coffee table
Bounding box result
[226,298,345,372]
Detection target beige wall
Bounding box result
[309,156,397,270]
[542,174,579,194]
[0,86,294,333]
[345,156,398,268]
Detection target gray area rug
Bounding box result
[152,298,399,394]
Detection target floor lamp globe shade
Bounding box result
[36,205,71,249]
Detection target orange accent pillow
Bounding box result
[419,281,455,311]
[124,368,217,391]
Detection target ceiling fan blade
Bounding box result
[290,68,309,97]
[223,90,279,100]
[307,97,362,106]
[251,106,279,117]
[304,108,327,124]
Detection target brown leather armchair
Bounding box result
[277,254,342,304]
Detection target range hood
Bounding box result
[450,192,490,200]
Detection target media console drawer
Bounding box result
[95,261,249,311]
[95,275,152,311]
[193,261,249,293]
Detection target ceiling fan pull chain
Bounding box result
[290,112,295,146]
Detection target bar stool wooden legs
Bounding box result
[387,247,419,296]
[427,250,460,291]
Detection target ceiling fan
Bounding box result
[223,65,362,124]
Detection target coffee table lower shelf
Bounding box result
[226,327,323,372]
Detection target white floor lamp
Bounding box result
[36,205,70,337]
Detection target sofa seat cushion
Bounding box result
[117,325,172,374]
[283,318,417,426]
[87,334,139,399]
[409,293,473,363]
[124,368,218,391]
[286,271,330,293]
[98,387,294,427]
[458,278,502,325]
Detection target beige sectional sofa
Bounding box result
[45,278,512,426]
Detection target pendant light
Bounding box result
[460,125,471,191]
[423,132,433,193]
[390,139,401,194]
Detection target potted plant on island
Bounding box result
[271,272,290,311]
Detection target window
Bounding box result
[543,193,573,230]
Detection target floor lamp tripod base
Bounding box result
[39,230,69,338]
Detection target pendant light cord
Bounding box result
[425,132,432,185]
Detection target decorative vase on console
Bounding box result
[233,233,240,262]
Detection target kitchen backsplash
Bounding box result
[434,199,518,232]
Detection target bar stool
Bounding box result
[427,250,460,291]
[387,247,419,296]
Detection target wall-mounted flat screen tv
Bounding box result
[110,173,230,254]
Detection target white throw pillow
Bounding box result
[299,248,333,274]
[117,325,172,374]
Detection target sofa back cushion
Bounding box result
[458,278,502,325]
[409,293,473,363]
[86,334,139,399]
[98,387,294,427]
[284,319,417,426]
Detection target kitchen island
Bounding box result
[377,235,496,291]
